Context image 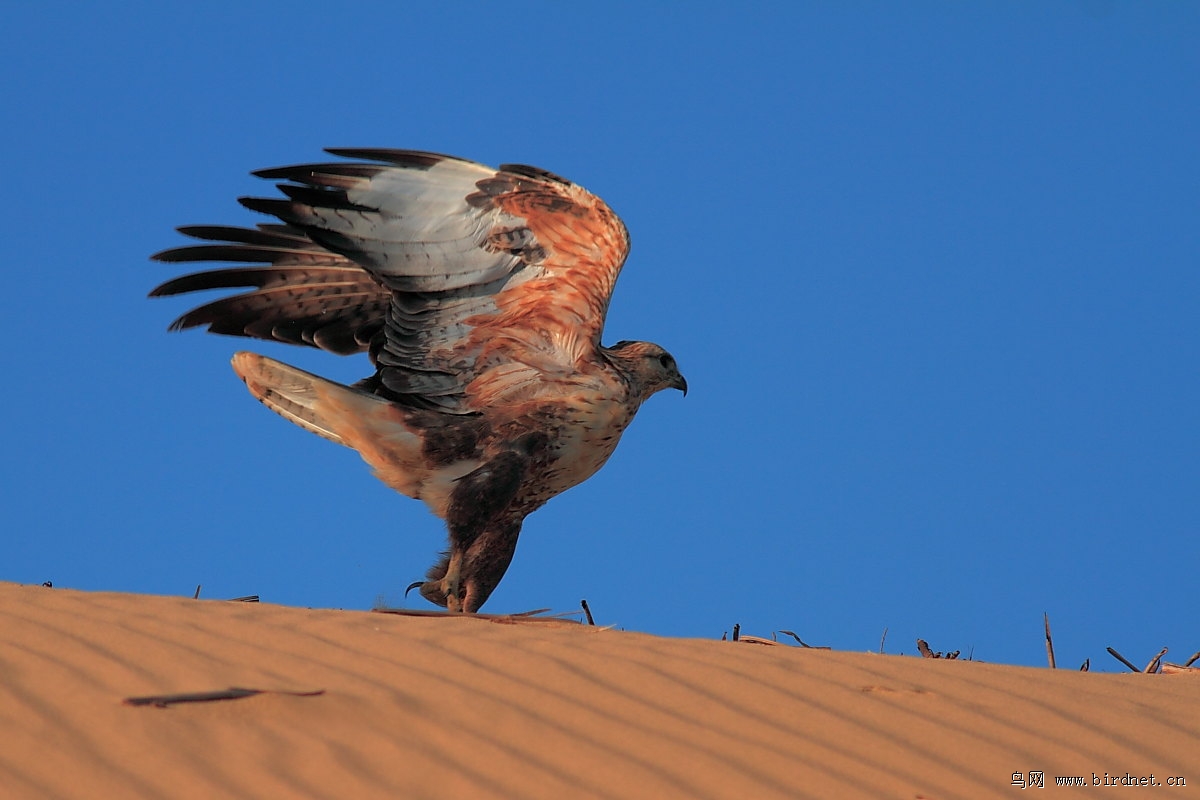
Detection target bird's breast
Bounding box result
[526,391,636,502]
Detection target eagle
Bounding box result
[151,149,686,612]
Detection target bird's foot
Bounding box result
[404,550,467,612]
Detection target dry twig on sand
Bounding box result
[124,687,324,708]
[1143,647,1168,674]
[1043,613,1056,669]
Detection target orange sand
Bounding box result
[0,582,1194,799]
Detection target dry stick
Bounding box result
[580,599,595,626]
[732,623,740,642]
[124,687,324,708]
[778,629,805,646]
[510,608,554,617]
[1080,658,1090,672]
[1144,647,1168,674]
[193,585,201,599]
[917,639,935,658]
[879,627,888,655]
[1185,651,1200,668]
[777,630,831,649]
[1044,612,1056,669]
[1107,647,1139,672]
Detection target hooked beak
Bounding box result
[673,374,688,396]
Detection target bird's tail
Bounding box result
[231,352,365,445]
[230,352,433,501]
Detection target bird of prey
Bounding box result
[151,148,686,612]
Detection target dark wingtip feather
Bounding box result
[149,273,208,298]
[151,244,283,265]
[150,267,279,297]
[174,224,311,247]
[323,148,451,170]
[278,183,373,212]
[252,164,306,180]
[239,195,294,218]
[149,248,175,265]
[498,163,572,185]
[165,313,196,331]
[253,163,384,182]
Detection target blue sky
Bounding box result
[3,2,1196,669]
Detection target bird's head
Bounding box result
[604,340,688,402]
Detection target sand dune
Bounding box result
[0,582,1194,799]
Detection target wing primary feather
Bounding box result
[253,163,383,182]
[322,148,449,168]
[152,266,307,296]
[172,225,309,246]
[151,244,320,265]
[239,196,298,219]
[497,163,572,185]
[276,183,375,213]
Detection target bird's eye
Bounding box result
[657,353,674,369]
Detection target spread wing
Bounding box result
[151,149,631,413]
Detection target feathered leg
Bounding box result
[442,451,523,611]
[458,517,523,612]
[412,434,545,612]
[410,518,523,612]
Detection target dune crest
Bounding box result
[0,582,1193,799]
